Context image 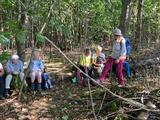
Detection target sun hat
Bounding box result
[113,28,122,36]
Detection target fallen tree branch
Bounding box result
[0,97,17,107]
[54,64,70,74]
[139,57,160,66]
[44,36,160,113]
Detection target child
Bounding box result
[30,50,44,91]
[76,48,92,85]
[0,63,5,100]
[41,67,53,89]
[91,46,106,78]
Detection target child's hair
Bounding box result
[96,45,102,52]
[44,66,47,73]
[33,50,41,59]
[85,48,91,55]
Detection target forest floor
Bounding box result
[0,49,160,120]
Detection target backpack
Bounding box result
[121,37,131,55]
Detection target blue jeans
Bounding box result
[0,76,5,96]
[123,61,131,78]
[41,73,53,89]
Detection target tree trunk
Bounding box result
[0,16,4,32]
[16,0,29,61]
[119,0,131,36]
[135,0,144,50]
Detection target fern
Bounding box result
[0,51,10,61]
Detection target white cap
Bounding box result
[0,63,3,69]
[11,54,19,60]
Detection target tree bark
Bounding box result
[119,0,131,36]
[16,0,29,61]
[135,0,144,50]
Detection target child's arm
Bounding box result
[40,61,44,72]
[6,61,13,74]
[20,61,24,73]
[91,56,101,67]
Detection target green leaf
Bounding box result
[36,33,45,43]
[0,35,10,45]
[62,115,69,120]
[63,0,70,3]
[0,51,10,61]
[114,114,125,120]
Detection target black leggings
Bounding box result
[79,66,92,79]
[0,76,5,96]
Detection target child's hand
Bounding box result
[115,59,120,63]
[13,71,19,75]
[100,64,104,68]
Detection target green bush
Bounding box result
[0,51,10,62]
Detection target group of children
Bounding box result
[0,28,130,99]
[0,50,53,100]
[76,28,130,87]
[76,46,106,85]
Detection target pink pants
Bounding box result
[99,57,125,85]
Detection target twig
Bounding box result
[39,5,53,34]
[125,108,143,113]
[87,77,97,120]
[44,36,160,113]
[104,112,117,120]
[0,97,17,107]
[97,92,107,116]
[54,64,70,74]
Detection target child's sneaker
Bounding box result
[97,79,102,84]
[118,84,125,87]
[97,79,110,85]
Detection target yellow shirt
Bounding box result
[79,54,91,67]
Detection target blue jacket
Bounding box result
[6,60,23,73]
[29,60,44,71]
